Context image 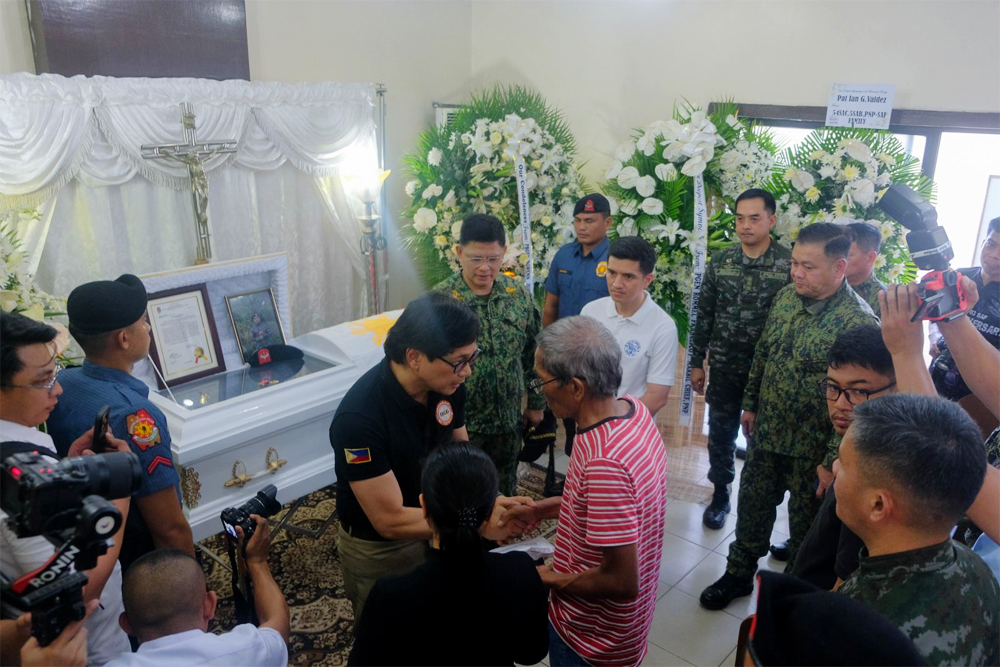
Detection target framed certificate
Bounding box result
[147,284,226,388]
[225,288,286,364]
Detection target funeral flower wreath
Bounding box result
[600,101,780,343]
[402,86,588,295]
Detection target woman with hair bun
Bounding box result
[349,442,548,666]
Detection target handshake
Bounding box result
[484,496,545,542]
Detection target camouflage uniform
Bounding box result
[851,272,887,316]
[437,273,546,495]
[688,242,792,487]
[726,280,877,578]
[839,539,1000,666]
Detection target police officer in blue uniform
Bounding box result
[47,274,195,572]
[540,194,613,489]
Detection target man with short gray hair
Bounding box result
[506,316,668,666]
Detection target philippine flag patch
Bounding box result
[344,448,372,464]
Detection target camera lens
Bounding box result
[242,484,281,519]
[59,452,141,501]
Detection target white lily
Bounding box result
[636,131,659,156]
[443,189,457,208]
[0,289,18,312]
[649,219,681,245]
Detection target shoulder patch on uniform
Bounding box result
[435,400,454,426]
[451,289,463,301]
[344,447,372,464]
[596,261,608,278]
[127,409,162,450]
[505,286,517,293]
[147,455,173,475]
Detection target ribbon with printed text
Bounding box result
[679,173,708,426]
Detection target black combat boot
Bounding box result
[769,540,790,561]
[700,572,755,610]
[702,484,731,530]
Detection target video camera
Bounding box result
[878,184,968,321]
[1,447,140,646]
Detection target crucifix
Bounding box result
[141,103,237,264]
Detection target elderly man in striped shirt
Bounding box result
[507,315,668,667]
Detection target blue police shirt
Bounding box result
[544,237,611,318]
[46,361,183,568]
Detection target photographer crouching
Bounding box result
[0,311,135,666]
[104,514,289,667]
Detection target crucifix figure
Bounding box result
[141,103,237,264]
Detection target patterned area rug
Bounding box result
[199,462,561,666]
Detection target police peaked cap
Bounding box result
[748,571,925,666]
[67,274,148,336]
[573,193,611,216]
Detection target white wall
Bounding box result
[0,0,34,75]
[469,0,1000,186]
[245,0,473,309]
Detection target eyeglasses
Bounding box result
[818,379,896,405]
[528,377,560,395]
[2,367,60,394]
[438,349,481,375]
[465,256,503,268]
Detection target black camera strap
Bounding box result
[224,538,259,626]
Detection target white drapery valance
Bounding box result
[0,73,377,206]
[0,73,380,332]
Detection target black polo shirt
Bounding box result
[330,357,467,541]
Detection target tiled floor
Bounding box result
[531,367,790,667]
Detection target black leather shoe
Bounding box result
[702,486,731,530]
[735,443,747,460]
[769,540,790,561]
[700,572,754,610]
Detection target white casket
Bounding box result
[136,254,401,541]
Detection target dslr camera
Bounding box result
[878,184,968,321]
[221,484,281,544]
[1,447,141,646]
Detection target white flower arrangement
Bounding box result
[402,86,587,294]
[771,128,935,284]
[0,208,82,365]
[601,101,779,342]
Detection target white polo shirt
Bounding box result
[0,420,131,666]
[103,625,288,667]
[581,293,678,399]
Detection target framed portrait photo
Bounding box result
[147,284,226,388]
[225,288,286,364]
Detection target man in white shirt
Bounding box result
[581,236,678,417]
[0,311,132,666]
[106,516,288,667]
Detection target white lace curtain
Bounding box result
[0,73,381,333]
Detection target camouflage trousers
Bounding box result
[726,447,822,580]
[470,431,521,497]
[705,369,749,488]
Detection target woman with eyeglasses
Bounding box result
[349,442,549,666]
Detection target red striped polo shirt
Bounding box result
[549,397,668,667]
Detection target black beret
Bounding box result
[573,193,611,216]
[246,343,304,367]
[748,571,925,666]
[67,274,147,336]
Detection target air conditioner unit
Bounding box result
[434,103,460,129]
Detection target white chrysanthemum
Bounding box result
[427,148,443,166]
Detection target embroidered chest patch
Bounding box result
[126,409,161,450]
[624,340,642,357]
[436,400,454,426]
